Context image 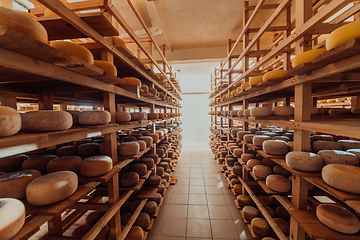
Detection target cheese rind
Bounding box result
[93,60,117,76]
[266,175,291,193]
[0,170,41,199]
[80,155,113,177]
[21,111,73,132]
[50,41,94,64]
[115,111,131,122]
[263,70,286,81]
[0,106,21,137]
[286,151,323,172]
[0,198,26,240]
[338,140,360,150]
[252,165,272,179]
[326,21,360,50]
[0,154,29,173]
[249,76,263,86]
[312,141,342,152]
[322,164,360,194]
[292,48,327,68]
[47,156,82,173]
[250,107,272,117]
[78,110,111,126]
[317,150,359,166]
[251,218,271,236]
[263,140,288,156]
[271,106,294,116]
[22,155,57,174]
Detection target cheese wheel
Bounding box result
[21,111,72,132]
[322,164,360,194]
[0,7,47,44]
[286,151,323,172]
[237,131,251,140]
[0,170,41,199]
[71,224,109,239]
[263,70,286,81]
[237,195,252,207]
[120,77,142,88]
[243,134,255,143]
[0,154,29,173]
[116,111,131,122]
[80,155,113,177]
[312,141,342,152]
[347,149,360,159]
[237,110,244,117]
[135,212,150,229]
[26,171,78,205]
[338,140,360,150]
[125,226,144,240]
[253,165,272,179]
[273,165,291,177]
[0,106,21,137]
[122,136,137,142]
[130,163,147,176]
[251,218,271,236]
[233,165,242,176]
[50,41,94,64]
[0,198,25,239]
[250,107,272,117]
[22,155,57,174]
[78,110,111,126]
[66,110,80,125]
[130,112,147,121]
[112,36,126,48]
[85,211,105,226]
[253,135,271,147]
[249,76,263,86]
[93,60,117,76]
[263,140,288,156]
[329,108,352,115]
[316,204,360,234]
[149,87,158,96]
[247,159,262,169]
[118,142,140,156]
[120,172,139,187]
[138,136,153,147]
[156,166,164,175]
[57,145,78,157]
[233,148,243,157]
[242,206,259,220]
[266,175,291,192]
[147,113,159,120]
[272,106,294,116]
[326,20,360,50]
[292,48,327,68]
[148,175,161,186]
[243,109,251,117]
[318,150,359,166]
[276,206,290,220]
[143,201,157,215]
[47,156,82,173]
[134,140,146,151]
[273,218,290,235]
[78,142,100,156]
[262,159,278,169]
[241,82,249,91]
[146,153,159,162]
[242,153,255,163]
[73,138,92,147]
[351,107,360,114]
[158,183,165,193]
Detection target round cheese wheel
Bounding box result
[78,110,111,126]
[233,165,242,176]
[118,142,140,156]
[71,224,109,239]
[147,113,159,120]
[0,106,21,137]
[231,178,240,185]
[262,206,276,218]
[351,107,360,114]
[93,60,117,76]
[85,211,105,226]
[0,154,29,173]
[131,163,147,176]
[251,218,271,236]
[158,183,165,193]
[156,166,164,175]
[347,149,360,159]
[237,195,252,207]
[233,148,243,157]
[130,112,147,121]
[57,145,78,157]
[138,136,153,147]
[237,131,251,140]
[263,70,286,81]
[78,142,100,156]
[286,151,323,172]
[273,165,291,177]
[22,155,57,174]
[243,134,256,143]
[0,170,41,199]
[116,111,131,122]
[242,206,259,220]
[146,153,159,162]
[233,184,242,195]
[237,110,244,117]
[50,42,94,64]
[322,164,360,194]
[326,20,360,50]
[266,175,291,192]
[141,158,154,170]
[152,193,162,205]
[80,155,113,177]
[135,212,150,229]
[271,106,294,116]
[255,131,270,136]
[241,82,249,91]
[250,107,272,117]
[253,135,271,147]
[242,153,255,163]
[249,76,263,86]
[46,156,81,173]
[276,206,290,220]
[66,110,80,126]
[125,226,143,240]
[134,140,146,151]
[122,136,137,142]
[318,150,359,166]
[0,7,48,44]
[316,204,360,234]
[148,175,161,186]
[272,136,289,142]
[143,201,157,215]
[338,140,360,150]
[120,172,139,187]
[26,171,78,205]
[73,138,92,147]
[313,141,342,152]
[121,213,132,225]
[0,198,25,239]
[247,159,262,169]
[156,148,165,157]
[120,77,142,88]
[147,133,159,143]
[21,111,72,132]
[263,140,288,156]
[274,218,290,235]
[261,159,277,169]
[112,36,126,48]
[292,48,327,68]
[243,109,251,117]
[253,165,272,179]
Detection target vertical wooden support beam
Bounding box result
[295,0,312,54]
[47,215,63,236]
[0,96,17,109]
[283,5,292,70]
[242,100,249,131]
[107,174,121,240]
[162,44,166,73]
[243,1,250,83]
[38,93,53,110]
[351,96,360,108]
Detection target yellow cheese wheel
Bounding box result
[112,36,126,48]
[252,165,272,179]
[263,70,286,81]
[274,60,283,68]
[0,106,21,137]
[249,76,263,86]
[26,171,78,206]
[251,218,271,236]
[130,112,147,121]
[0,7,48,44]
[231,89,237,96]
[233,184,242,194]
[241,82,250,91]
[237,195,252,207]
[50,41,94,64]
[93,60,117,76]
[0,198,25,239]
[120,77,142,87]
[273,218,290,235]
[242,206,259,220]
[326,21,360,50]
[46,156,82,173]
[80,155,113,177]
[147,113,159,120]
[0,170,41,199]
[292,49,327,68]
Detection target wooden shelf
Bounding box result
[258,181,290,195]
[269,158,322,178]
[118,144,155,161]
[11,215,53,240]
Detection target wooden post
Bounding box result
[243,1,250,85]
[38,93,53,110]
[283,5,292,70]
[0,96,17,109]
[351,96,360,108]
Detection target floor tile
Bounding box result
[190,167,202,173]
[205,185,225,195]
[204,178,221,186]
[149,217,165,236]
[190,172,204,179]
[188,194,207,205]
[208,205,233,219]
[172,185,189,194]
[186,219,212,238]
[158,203,169,218]
[176,178,190,186]
[170,193,189,205]
[187,205,209,219]
[166,204,188,218]
[162,218,187,237]
[189,178,205,186]
[206,194,227,206]
[211,219,239,239]
[189,185,206,194]
[176,172,190,179]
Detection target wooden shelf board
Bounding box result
[78,163,121,183]
[145,218,155,232]
[247,115,293,120]
[240,210,251,224]
[282,63,324,77]
[289,210,360,240]
[270,158,321,178]
[257,150,285,160]
[249,171,265,182]
[11,215,53,240]
[141,170,153,180]
[170,176,178,185]
[143,231,149,240]
[37,12,119,40]
[234,199,242,209]
[118,145,152,160]
[131,185,158,199]
[119,178,146,191]
[93,73,124,85]
[246,223,263,240]
[258,181,290,195]
[257,77,288,87]
[0,25,68,63]
[54,56,104,76]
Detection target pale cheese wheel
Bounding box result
[250,107,272,117]
[50,41,94,64]
[242,206,259,220]
[0,154,29,173]
[125,226,144,240]
[237,110,244,117]
[93,60,117,76]
[47,156,82,173]
[138,136,153,147]
[247,159,262,169]
[338,140,360,150]
[253,165,272,179]
[0,106,21,137]
[251,218,271,236]
[120,172,139,187]
[0,198,25,239]
[231,128,242,136]
[237,131,251,140]
[118,142,140,156]
[229,145,238,152]
[22,155,57,174]
[143,200,157,215]
[322,164,360,194]
[130,112,147,121]
[78,142,99,156]
[80,155,113,177]
[134,140,146,151]
[26,171,78,205]
[78,110,111,126]
[21,111,72,132]
[351,107,360,114]
[243,109,251,117]
[292,48,327,68]
[263,140,288,156]
[243,134,256,143]
[326,20,360,50]
[263,70,286,81]
[253,135,271,147]
[121,77,142,88]
[0,7,48,43]
[266,175,291,192]
[312,141,342,152]
[249,76,263,86]
[272,106,294,116]
[135,212,150,229]
[0,170,41,199]
[116,111,131,122]
[318,150,359,166]
[286,151,323,172]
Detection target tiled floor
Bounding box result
[147,142,253,240]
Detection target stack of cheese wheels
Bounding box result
[286,151,323,172]
[26,171,78,205]
[0,198,26,239]
[271,106,294,116]
[93,60,117,76]
[115,111,131,122]
[21,111,73,132]
[0,7,48,43]
[266,175,291,192]
[316,204,360,234]
[291,48,327,68]
[78,110,111,125]
[130,112,147,121]
[250,107,272,117]
[50,41,94,64]
[352,106,360,114]
[263,140,288,155]
[263,70,286,81]
[249,76,263,86]
[0,170,41,199]
[46,156,82,173]
[0,154,29,173]
[322,164,360,194]
[120,77,142,90]
[80,155,112,177]
[326,21,360,50]
[0,106,21,137]
[317,150,359,166]
[118,142,140,156]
